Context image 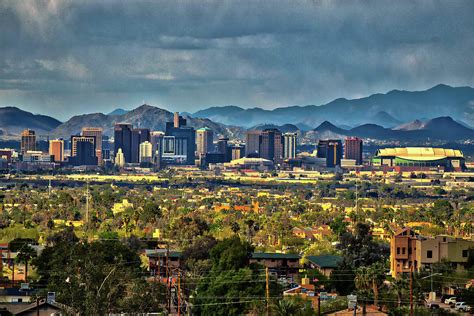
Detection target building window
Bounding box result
[443,237,447,242]
[397,247,400,255]
[463,250,469,258]
[427,250,433,259]
[402,248,406,255]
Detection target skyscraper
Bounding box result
[139,141,153,164]
[70,135,97,166]
[49,139,64,162]
[344,137,363,165]
[196,127,214,157]
[20,129,36,154]
[316,140,329,158]
[115,148,125,167]
[245,130,262,157]
[150,131,165,165]
[326,140,342,168]
[217,137,231,162]
[82,127,103,165]
[283,132,297,159]
[164,113,195,165]
[131,128,150,163]
[114,123,133,163]
[260,129,283,164]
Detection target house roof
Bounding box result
[251,252,300,260]
[306,255,342,269]
[145,249,182,258]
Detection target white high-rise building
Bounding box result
[115,148,125,167]
[283,132,297,159]
[139,141,153,163]
[196,127,213,157]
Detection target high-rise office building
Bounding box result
[344,137,363,165]
[196,127,214,157]
[49,139,64,162]
[115,148,125,167]
[326,140,343,168]
[102,135,111,160]
[20,129,36,154]
[150,131,165,165]
[114,123,133,163]
[131,128,150,163]
[164,113,195,165]
[82,127,103,165]
[139,141,153,164]
[260,129,283,164]
[246,130,262,157]
[316,140,329,158]
[231,144,245,160]
[217,137,231,162]
[70,135,97,166]
[283,132,297,159]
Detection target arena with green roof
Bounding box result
[371,147,465,171]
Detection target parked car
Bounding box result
[445,297,457,305]
[455,302,471,312]
[426,303,440,309]
[441,294,455,303]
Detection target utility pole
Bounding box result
[410,265,414,316]
[266,267,270,316]
[85,179,90,225]
[318,295,321,316]
[166,246,171,314]
[178,271,181,316]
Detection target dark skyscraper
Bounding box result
[344,137,363,165]
[316,140,329,158]
[245,130,262,157]
[260,128,283,163]
[70,135,97,166]
[326,140,342,168]
[131,128,150,163]
[217,137,231,162]
[164,113,195,165]
[114,123,133,163]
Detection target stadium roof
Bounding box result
[375,147,463,161]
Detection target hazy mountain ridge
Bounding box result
[311,116,474,141]
[51,104,243,139]
[0,107,62,135]
[192,84,474,128]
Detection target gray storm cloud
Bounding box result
[0,0,473,120]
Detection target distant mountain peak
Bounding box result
[108,108,129,116]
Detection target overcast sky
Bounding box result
[1,0,473,121]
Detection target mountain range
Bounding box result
[308,116,474,142]
[193,84,474,128]
[1,84,474,143]
[0,107,61,135]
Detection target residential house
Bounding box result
[306,255,343,277]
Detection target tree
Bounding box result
[16,244,37,282]
[192,237,273,316]
[34,234,165,315]
[391,277,408,307]
[337,223,389,268]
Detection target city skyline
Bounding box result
[1,1,473,120]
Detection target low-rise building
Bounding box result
[390,228,474,277]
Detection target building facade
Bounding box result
[344,137,363,165]
[49,139,64,162]
[20,129,36,154]
[114,124,133,163]
[246,130,262,157]
[82,127,103,165]
[390,228,474,277]
[283,132,297,159]
[260,128,283,164]
[196,127,213,157]
[70,135,97,166]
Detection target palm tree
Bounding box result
[272,298,302,316]
[355,262,386,309]
[391,277,408,307]
[16,244,37,282]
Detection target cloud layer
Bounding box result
[0,0,473,120]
